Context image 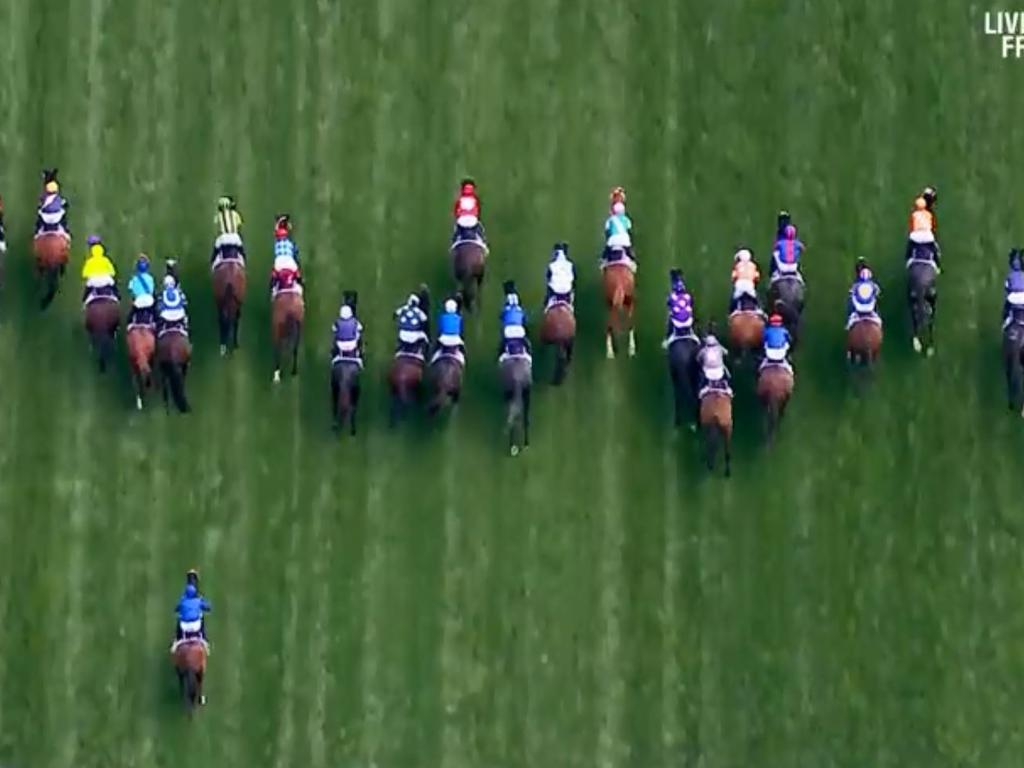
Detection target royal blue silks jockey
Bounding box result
[663,268,696,347]
[127,255,157,326]
[697,325,732,398]
[1004,248,1024,328]
[158,275,189,335]
[36,169,70,239]
[332,299,364,364]
[762,313,793,373]
[395,293,429,357]
[545,243,575,309]
[771,225,804,281]
[847,262,881,329]
[499,280,531,360]
[172,579,211,650]
[432,298,465,365]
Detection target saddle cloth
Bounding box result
[332,354,363,369]
[602,250,637,273]
[699,384,733,400]
[499,352,532,366]
[431,348,465,367]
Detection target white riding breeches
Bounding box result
[215,232,243,249]
[909,230,935,244]
[733,279,756,299]
[86,275,115,289]
[133,294,155,309]
[161,308,186,322]
[704,364,725,381]
[607,232,631,249]
[456,214,479,228]
[503,325,526,340]
[179,619,202,633]
[765,344,789,361]
[40,210,65,225]
[398,329,428,344]
[336,338,359,353]
[438,333,463,347]
[1007,291,1024,308]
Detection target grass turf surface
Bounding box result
[2,0,1024,766]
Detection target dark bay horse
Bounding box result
[847,318,882,371]
[907,252,938,355]
[172,641,207,714]
[756,364,794,444]
[212,250,246,356]
[331,358,362,436]
[501,355,532,456]
[667,333,700,429]
[428,355,463,416]
[700,390,733,477]
[272,288,304,382]
[389,355,424,426]
[452,240,486,312]
[84,297,119,373]
[768,276,805,344]
[157,330,191,413]
[126,324,156,410]
[603,261,636,359]
[540,302,575,385]
[35,233,70,309]
[1003,318,1024,415]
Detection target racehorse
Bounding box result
[389,355,424,426]
[847,318,882,372]
[427,355,463,416]
[212,248,246,356]
[540,302,575,385]
[172,640,207,714]
[330,358,361,436]
[666,333,701,429]
[1003,318,1024,415]
[452,240,486,312]
[768,277,805,344]
[34,233,69,309]
[907,248,938,355]
[728,302,764,363]
[271,287,304,383]
[756,364,794,444]
[500,355,532,456]
[699,390,733,477]
[603,260,636,359]
[157,329,191,413]
[126,324,156,410]
[84,296,119,373]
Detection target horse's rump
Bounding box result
[85,299,120,333]
[157,333,191,364]
[699,392,733,431]
[272,292,305,339]
[173,642,207,672]
[907,261,936,296]
[603,264,634,306]
[127,327,156,372]
[757,366,794,401]
[213,261,247,306]
[541,304,576,344]
[34,234,69,269]
[728,312,764,348]
[848,320,883,353]
[501,356,533,388]
[390,356,424,395]
[430,355,464,386]
[453,242,485,280]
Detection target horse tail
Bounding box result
[96,329,115,372]
[507,379,524,428]
[163,358,189,413]
[612,282,626,310]
[183,666,199,707]
[223,278,236,311]
[285,314,300,350]
[336,368,352,419]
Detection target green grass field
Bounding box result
[2,1,1024,766]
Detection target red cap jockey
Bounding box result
[274,214,291,240]
[454,178,480,221]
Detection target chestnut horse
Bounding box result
[847,318,882,370]
[126,324,156,410]
[452,240,486,312]
[172,641,207,714]
[756,363,794,444]
[389,355,424,426]
[272,288,304,382]
[603,262,635,359]
[84,297,120,373]
[35,233,70,309]
[728,307,764,364]
[699,390,733,477]
[157,330,191,413]
[212,249,246,356]
[540,302,575,384]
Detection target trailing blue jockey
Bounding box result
[395,293,430,358]
[172,576,211,651]
[847,260,882,330]
[761,313,793,374]
[663,268,696,347]
[1004,248,1024,328]
[697,325,732,399]
[127,255,157,327]
[499,280,531,361]
[158,275,189,336]
[332,292,364,365]
[545,243,575,309]
[36,169,70,239]
[432,297,465,365]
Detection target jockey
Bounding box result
[81,236,118,303]
[545,242,575,308]
[172,578,211,649]
[332,295,363,362]
[906,193,940,265]
[603,187,635,266]
[730,248,760,312]
[771,225,804,281]
[663,268,695,346]
[499,280,531,358]
[211,195,244,264]
[452,178,484,244]
[697,325,731,396]
[433,297,465,363]
[762,313,792,372]
[158,274,189,333]
[36,169,70,239]
[1003,248,1024,328]
[271,215,303,297]
[395,292,429,357]
[0,194,6,255]
[847,261,881,329]
[127,255,157,326]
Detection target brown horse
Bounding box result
[452,241,486,312]
[699,391,733,477]
[501,355,532,456]
[126,325,156,410]
[172,640,207,714]
[540,302,576,384]
[34,233,70,309]
[331,358,362,436]
[84,297,120,373]
[728,309,764,363]
[603,263,635,359]
[389,354,425,426]
[272,289,304,382]
[428,355,463,415]
[756,364,794,444]
[847,319,882,371]
[157,330,191,413]
[212,251,246,356]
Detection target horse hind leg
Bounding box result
[522,386,531,448]
[723,429,732,477]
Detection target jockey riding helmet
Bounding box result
[184,582,197,598]
[217,196,232,210]
[611,201,626,216]
[407,293,420,307]
[444,299,458,314]
[163,275,176,289]
[914,196,927,210]
[460,179,476,195]
[44,181,59,194]
[135,256,149,273]
[735,248,752,263]
[339,304,353,320]
[87,234,102,247]
[769,313,784,326]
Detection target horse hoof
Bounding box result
[219,345,227,357]
[200,695,207,706]
[926,346,935,358]
[912,337,922,353]
[510,445,520,457]
[135,397,143,411]
[273,370,281,383]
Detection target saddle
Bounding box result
[545,295,573,312]
[432,347,465,367]
[332,353,363,368]
[395,346,426,363]
[84,286,118,305]
[666,332,698,348]
[158,322,188,339]
[451,228,487,250]
[700,380,733,399]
